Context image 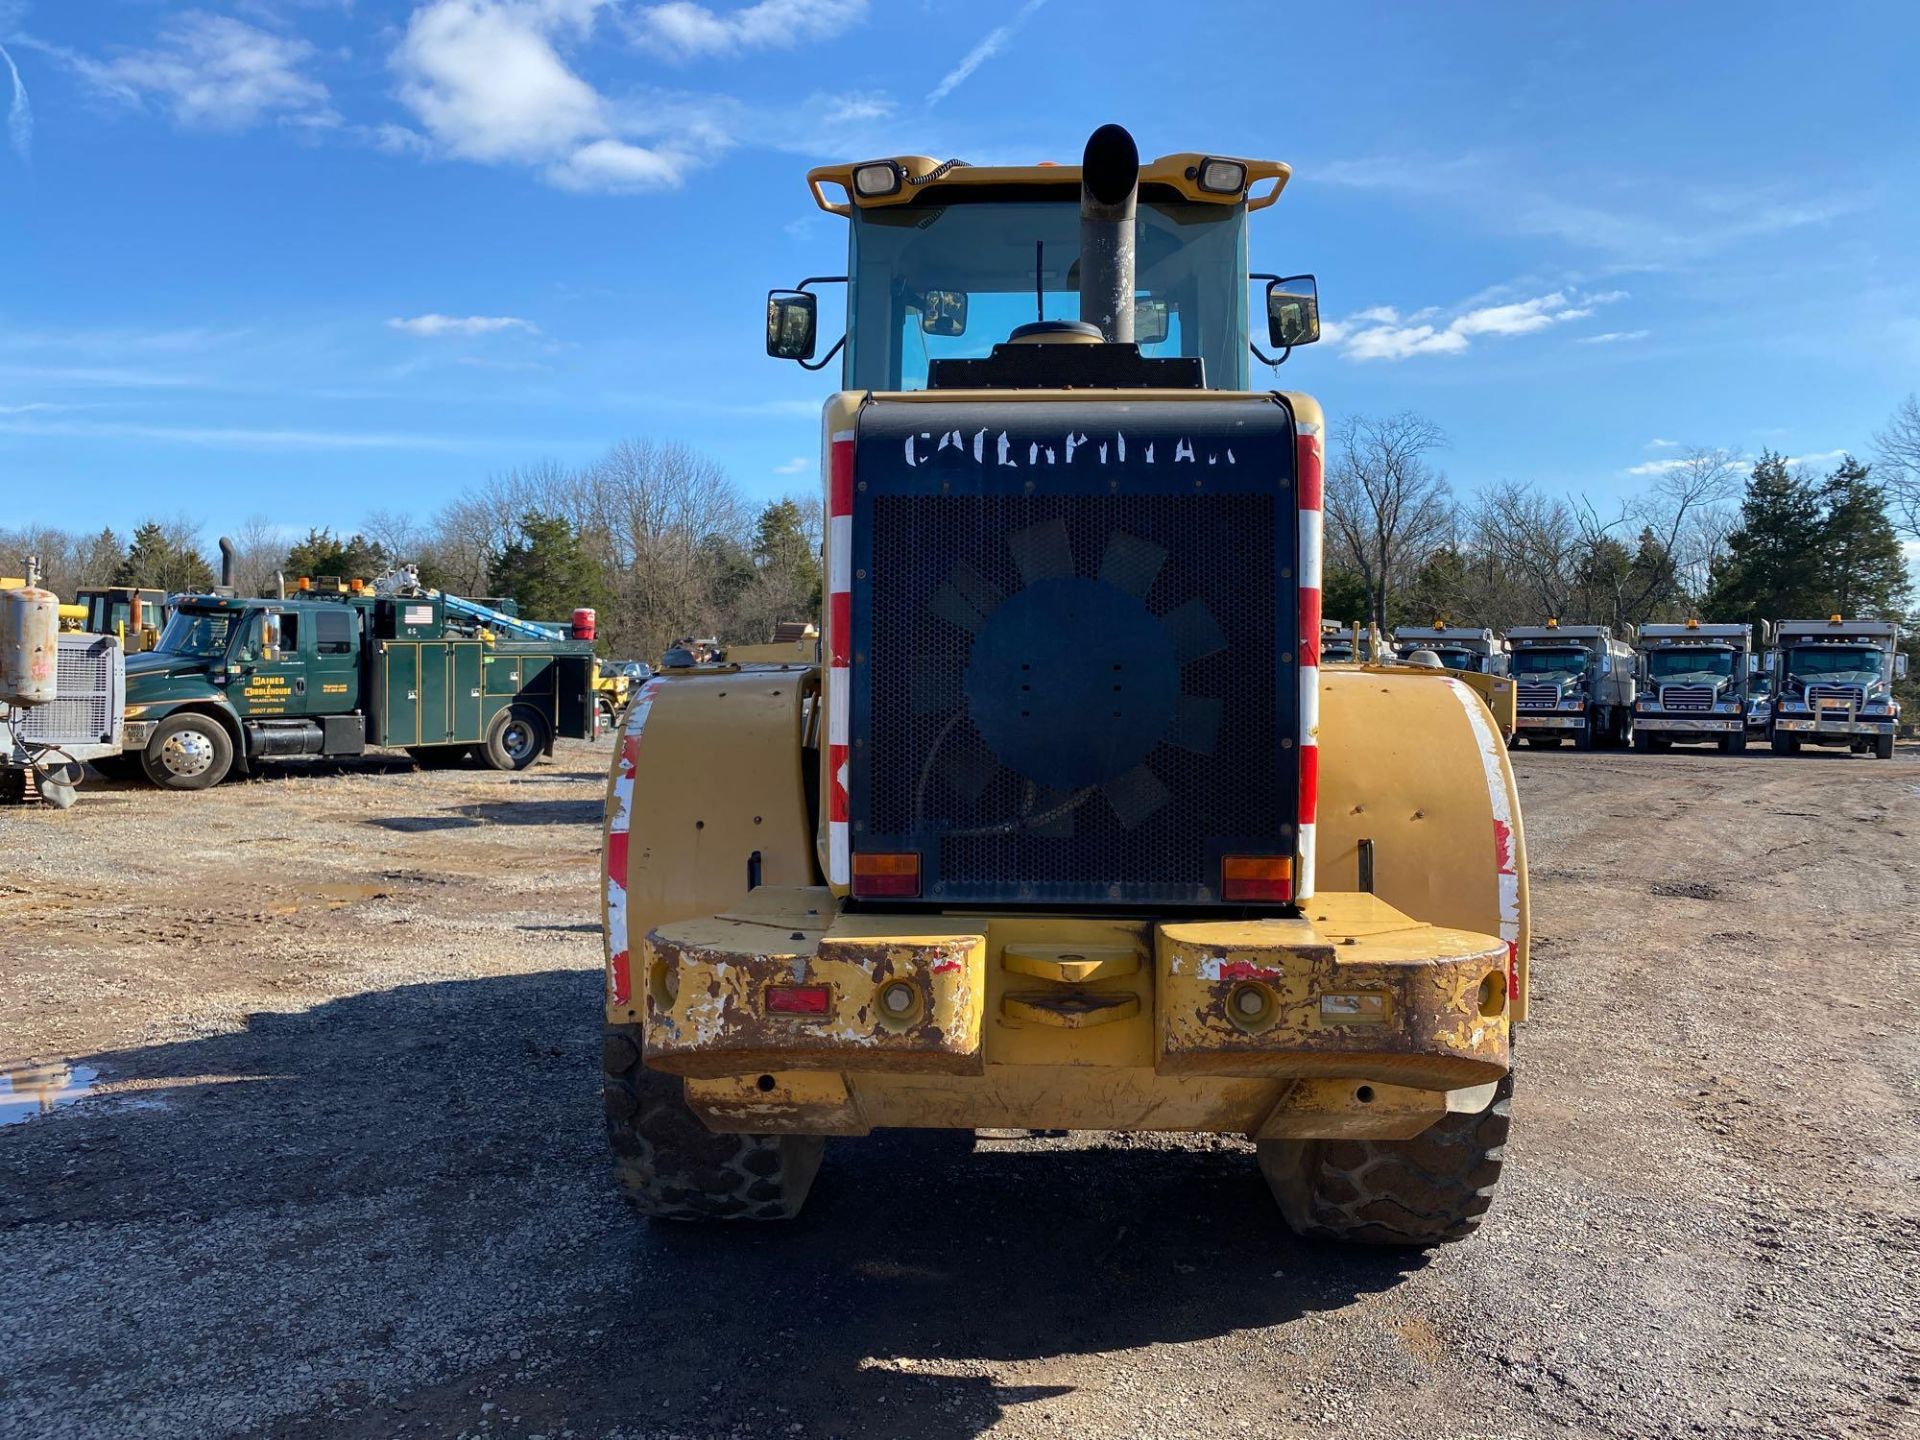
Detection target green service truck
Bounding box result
[111,581,598,790]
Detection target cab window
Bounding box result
[314,608,354,655]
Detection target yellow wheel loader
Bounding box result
[601,127,1528,1245]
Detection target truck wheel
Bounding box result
[1874,733,1895,760]
[1257,1071,1513,1247]
[1573,717,1595,751]
[1721,731,1749,754]
[141,713,234,790]
[1771,732,1800,755]
[406,745,473,769]
[1633,729,1652,753]
[602,1027,824,1221]
[481,708,547,771]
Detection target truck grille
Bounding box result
[850,399,1301,907]
[1806,684,1864,709]
[15,636,121,746]
[1518,684,1560,709]
[1659,684,1714,712]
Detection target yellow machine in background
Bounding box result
[601,127,1528,1247]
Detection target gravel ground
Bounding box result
[1,738,1915,1439]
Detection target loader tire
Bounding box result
[1771,732,1800,755]
[1257,1071,1513,1247]
[480,707,547,771]
[602,1026,824,1221]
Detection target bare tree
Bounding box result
[1469,481,1581,623]
[1324,412,1454,628]
[227,515,287,597]
[1574,447,1741,625]
[1873,393,1920,538]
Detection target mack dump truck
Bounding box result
[1392,624,1503,675]
[1505,622,1635,749]
[108,559,597,790]
[1767,617,1906,758]
[1632,621,1753,753]
[600,127,1528,1247]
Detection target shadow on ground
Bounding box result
[2,972,1423,1439]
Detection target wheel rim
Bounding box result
[160,729,215,778]
[503,719,536,760]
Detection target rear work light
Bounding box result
[1194,157,1248,194]
[852,851,921,899]
[765,984,831,1016]
[1223,855,1293,903]
[852,161,902,197]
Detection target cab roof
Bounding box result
[807,152,1290,216]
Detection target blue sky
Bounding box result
[1,0,1916,540]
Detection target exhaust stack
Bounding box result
[1079,124,1139,343]
[218,535,237,592]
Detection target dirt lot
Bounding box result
[1,738,1916,1439]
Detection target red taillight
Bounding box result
[765,984,831,1016]
[1223,855,1293,903]
[852,851,920,899]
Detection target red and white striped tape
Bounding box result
[1295,423,1324,902]
[826,430,855,888]
[604,676,665,1007]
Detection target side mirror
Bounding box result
[261,613,282,660]
[1133,298,1170,346]
[919,290,968,337]
[1897,653,1910,681]
[1266,275,1320,350]
[766,290,818,361]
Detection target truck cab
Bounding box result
[1632,621,1752,753]
[1504,622,1635,749]
[1392,624,1503,675]
[1768,617,1905,758]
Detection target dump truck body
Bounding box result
[602,126,1527,1246]
[1505,624,1635,748]
[116,586,596,789]
[1768,618,1904,757]
[1632,622,1752,752]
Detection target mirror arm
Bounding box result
[796,276,847,293]
[1250,341,1293,369]
[797,335,847,372]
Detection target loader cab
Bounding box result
[78,587,167,651]
[769,148,1317,394]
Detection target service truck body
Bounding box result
[1632,622,1752,752]
[1505,624,1635,749]
[116,586,597,788]
[1768,618,1904,758]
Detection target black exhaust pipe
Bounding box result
[1079,124,1139,343]
[218,535,236,591]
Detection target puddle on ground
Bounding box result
[1,1061,100,1126]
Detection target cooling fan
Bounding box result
[911,516,1227,838]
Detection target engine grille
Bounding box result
[15,635,121,746]
[1807,684,1865,708]
[1518,684,1560,709]
[1659,684,1714,712]
[850,399,1301,907]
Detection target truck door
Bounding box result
[308,606,360,713]
[230,608,310,719]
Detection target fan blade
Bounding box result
[1098,531,1166,602]
[1103,764,1170,830]
[940,729,1001,805]
[1007,518,1075,587]
[1026,785,1078,839]
[926,561,1002,635]
[1168,695,1222,755]
[912,656,963,716]
[1163,598,1226,665]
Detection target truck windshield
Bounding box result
[846,200,1250,391]
[1423,646,1479,672]
[1511,647,1586,679]
[1648,647,1734,682]
[1786,645,1881,683]
[153,608,238,658]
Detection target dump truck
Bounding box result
[1631,621,1753,753]
[1318,619,1372,664]
[1505,622,1635,749]
[599,125,1528,1248]
[110,558,597,790]
[1392,624,1503,675]
[1745,651,1774,738]
[1767,617,1906,758]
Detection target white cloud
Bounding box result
[1327,287,1624,363]
[387,313,540,337]
[1626,457,1693,476]
[1578,330,1651,345]
[629,0,867,59]
[773,456,808,474]
[547,135,688,191]
[1783,448,1849,468]
[79,12,332,129]
[1,41,31,161]
[1647,437,1679,448]
[928,0,1045,105]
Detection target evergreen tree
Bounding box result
[1703,452,1825,626]
[1320,564,1371,630]
[74,528,126,586]
[113,522,215,593]
[487,511,608,624]
[1816,455,1911,618]
[284,528,389,583]
[752,499,822,615]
